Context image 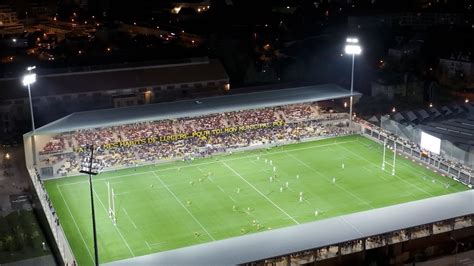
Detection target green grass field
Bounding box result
[44,135,467,265]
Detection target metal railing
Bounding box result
[358,120,473,187]
[29,168,76,265]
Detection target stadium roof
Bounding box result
[32,84,361,135]
[0,57,228,101]
[104,190,474,266]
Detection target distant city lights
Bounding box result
[172,7,182,14]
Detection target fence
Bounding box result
[29,168,76,265]
[359,120,473,186]
[380,115,473,167]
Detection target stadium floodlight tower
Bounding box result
[22,66,37,165]
[80,144,101,266]
[344,37,362,127]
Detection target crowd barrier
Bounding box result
[29,168,77,265]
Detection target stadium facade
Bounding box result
[22,84,474,266]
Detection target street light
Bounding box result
[22,66,37,165]
[345,37,361,126]
[80,145,102,266]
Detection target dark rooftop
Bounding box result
[0,58,229,101]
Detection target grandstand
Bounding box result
[23,85,473,266]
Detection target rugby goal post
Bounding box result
[381,138,397,176]
[107,182,117,225]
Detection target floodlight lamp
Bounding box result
[22,73,36,86]
[346,37,359,43]
[345,44,362,55]
[27,66,36,71]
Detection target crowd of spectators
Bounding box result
[37,103,352,176]
[180,114,226,132]
[279,104,316,121]
[39,138,65,155]
[226,108,279,126]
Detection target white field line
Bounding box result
[196,166,214,182]
[123,208,138,229]
[216,185,225,193]
[356,140,451,192]
[285,152,373,208]
[221,161,299,225]
[216,184,237,203]
[143,240,166,251]
[152,172,215,241]
[145,241,151,250]
[57,185,95,264]
[92,188,135,257]
[147,241,166,246]
[407,190,417,198]
[59,140,357,187]
[366,143,457,191]
[338,144,434,196]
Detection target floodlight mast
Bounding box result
[22,66,37,165]
[80,145,100,266]
[344,37,361,127]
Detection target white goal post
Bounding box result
[107,182,117,225]
[381,138,397,176]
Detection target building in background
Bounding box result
[0,57,229,134]
[371,73,423,100]
[439,55,474,84]
[0,4,24,34]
